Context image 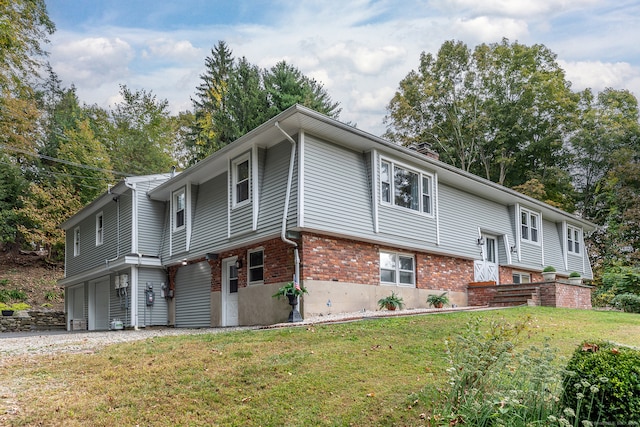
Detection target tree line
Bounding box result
[2,1,639,299]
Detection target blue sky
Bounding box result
[45,0,640,135]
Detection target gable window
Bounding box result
[248,248,264,284]
[380,251,415,286]
[73,227,80,257]
[380,159,433,215]
[520,208,539,243]
[233,154,250,207]
[567,225,581,255]
[512,271,531,284]
[174,189,185,231]
[95,212,104,246]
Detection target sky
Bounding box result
[44,0,640,136]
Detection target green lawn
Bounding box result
[2,307,640,426]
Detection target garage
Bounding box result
[174,261,211,328]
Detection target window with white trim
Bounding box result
[73,227,80,257]
[233,154,250,207]
[380,251,415,286]
[248,248,264,284]
[512,272,531,284]
[567,225,581,255]
[174,188,186,231]
[380,159,433,215]
[95,212,104,246]
[520,208,539,243]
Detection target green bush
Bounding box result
[0,289,27,303]
[561,341,640,424]
[611,293,640,313]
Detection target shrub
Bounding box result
[561,341,640,424]
[611,293,640,313]
[0,289,27,303]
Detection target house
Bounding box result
[59,104,596,330]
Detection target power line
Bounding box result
[0,160,113,191]
[0,144,133,177]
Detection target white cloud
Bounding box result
[320,43,406,75]
[141,38,202,62]
[559,60,640,95]
[50,36,134,88]
[431,0,599,18]
[452,16,529,41]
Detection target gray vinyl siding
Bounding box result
[65,190,132,277]
[303,135,373,235]
[174,261,211,328]
[138,268,169,327]
[109,271,130,327]
[136,180,167,256]
[188,174,228,257]
[257,140,297,233]
[543,221,564,271]
[437,184,514,259]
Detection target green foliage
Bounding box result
[569,271,581,278]
[562,341,640,424]
[432,316,567,426]
[0,289,27,303]
[543,265,557,272]
[272,281,308,299]
[377,291,404,310]
[426,292,449,307]
[611,293,640,313]
[190,40,341,162]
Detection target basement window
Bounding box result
[380,251,415,287]
[248,248,264,284]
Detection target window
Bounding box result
[380,159,433,214]
[95,212,103,246]
[174,189,185,230]
[567,225,581,255]
[512,272,531,284]
[380,251,415,286]
[248,249,264,284]
[520,208,539,243]
[73,227,80,257]
[233,155,250,206]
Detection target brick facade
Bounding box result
[300,232,473,293]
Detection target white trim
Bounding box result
[519,206,541,246]
[95,212,104,246]
[231,153,251,209]
[130,183,138,253]
[379,250,416,287]
[434,172,440,245]
[298,130,305,228]
[130,265,139,329]
[378,156,435,218]
[172,187,186,232]
[503,233,512,265]
[247,247,265,285]
[185,183,192,251]
[73,227,81,257]
[252,145,259,231]
[371,149,379,233]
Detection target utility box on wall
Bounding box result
[71,319,86,330]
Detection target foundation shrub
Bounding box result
[611,293,640,313]
[561,341,640,425]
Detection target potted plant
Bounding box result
[272,281,307,322]
[427,292,449,308]
[0,302,30,316]
[542,266,557,281]
[568,271,582,285]
[377,291,404,311]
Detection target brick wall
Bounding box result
[540,282,592,309]
[209,237,296,292]
[300,233,472,293]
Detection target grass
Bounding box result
[2,307,640,426]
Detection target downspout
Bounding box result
[275,122,301,309]
[125,180,139,330]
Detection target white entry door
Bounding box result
[222,258,239,327]
[89,277,110,330]
[474,235,499,283]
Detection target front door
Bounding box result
[222,258,239,327]
[88,277,110,330]
[474,234,499,283]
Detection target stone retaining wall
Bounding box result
[0,311,66,333]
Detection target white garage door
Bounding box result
[175,261,211,328]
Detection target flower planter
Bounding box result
[385,304,397,311]
[2,310,14,316]
[542,272,557,281]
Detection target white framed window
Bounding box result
[512,271,531,284]
[248,248,264,284]
[380,158,433,215]
[73,227,80,257]
[174,188,186,231]
[567,225,581,255]
[380,251,415,286]
[520,208,540,244]
[95,212,104,246]
[232,154,250,207]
